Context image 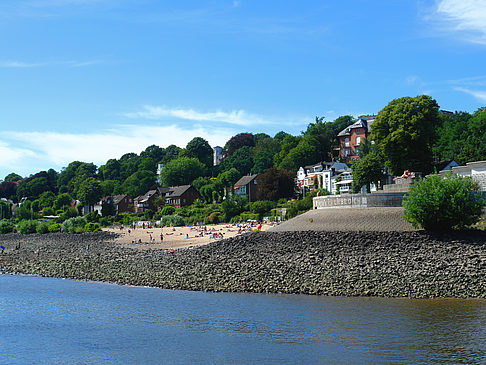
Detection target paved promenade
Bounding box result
[270,207,417,232]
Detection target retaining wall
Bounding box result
[313,193,406,209]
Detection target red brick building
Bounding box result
[335,116,375,162]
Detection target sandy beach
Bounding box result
[104,222,275,250]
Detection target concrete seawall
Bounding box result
[313,193,407,209]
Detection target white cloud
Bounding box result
[124,105,277,127]
[434,0,486,44]
[0,124,234,177]
[454,86,486,103]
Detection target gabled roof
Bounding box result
[112,194,129,203]
[234,174,258,187]
[167,185,192,198]
[434,159,459,172]
[337,117,375,137]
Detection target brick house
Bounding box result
[133,189,159,213]
[335,116,375,162]
[163,185,201,208]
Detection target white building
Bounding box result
[297,161,350,195]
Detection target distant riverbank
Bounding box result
[1,230,486,298]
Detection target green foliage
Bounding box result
[371,95,440,175]
[48,222,62,233]
[251,200,276,219]
[101,201,116,217]
[18,220,38,234]
[121,170,156,198]
[0,201,12,219]
[351,151,386,193]
[16,177,51,201]
[16,201,37,220]
[4,173,22,182]
[60,206,78,221]
[84,222,101,232]
[161,214,185,227]
[403,174,484,230]
[0,220,14,234]
[77,177,103,206]
[62,217,88,234]
[184,137,214,169]
[221,195,248,220]
[207,211,222,224]
[85,211,100,223]
[160,157,207,187]
[161,206,176,215]
[218,146,253,176]
[36,221,50,234]
[144,209,155,220]
[53,193,72,210]
[285,194,315,219]
[238,212,259,222]
[279,135,321,171]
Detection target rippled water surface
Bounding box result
[1,274,486,364]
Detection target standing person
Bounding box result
[160,233,163,242]
[86,244,89,255]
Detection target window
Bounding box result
[345,137,350,147]
[356,136,361,145]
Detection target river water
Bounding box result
[1,274,485,364]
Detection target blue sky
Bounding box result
[1,0,486,179]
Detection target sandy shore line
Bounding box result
[104,222,275,250]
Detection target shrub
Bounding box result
[251,200,276,219]
[207,211,222,224]
[36,221,50,234]
[0,220,15,234]
[161,214,185,227]
[84,222,101,232]
[85,211,100,223]
[18,220,38,234]
[161,206,176,216]
[48,222,62,233]
[239,212,259,222]
[62,217,87,234]
[403,174,484,230]
[42,207,55,216]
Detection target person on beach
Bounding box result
[160,233,163,242]
[86,244,89,254]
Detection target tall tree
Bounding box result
[160,157,206,187]
[371,95,440,175]
[352,151,386,193]
[257,168,296,201]
[77,177,103,207]
[184,137,214,169]
[225,133,255,156]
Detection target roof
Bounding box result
[434,159,459,172]
[234,174,258,187]
[112,194,129,203]
[167,185,192,198]
[337,117,375,137]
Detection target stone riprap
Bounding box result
[1,230,486,298]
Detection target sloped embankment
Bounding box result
[1,230,486,298]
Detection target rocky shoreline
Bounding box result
[1,230,486,298]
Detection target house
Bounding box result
[443,160,486,196]
[233,174,259,202]
[434,159,459,173]
[297,161,350,194]
[133,189,159,213]
[335,116,375,161]
[164,185,201,208]
[333,171,353,194]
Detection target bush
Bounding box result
[84,222,101,232]
[18,220,38,234]
[62,217,87,234]
[36,221,50,234]
[48,222,62,233]
[0,220,15,234]
[239,212,259,222]
[161,214,185,227]
[85,211,100,223]
[161,206,176,216]
[207,211,222,224]
[251,200,276,219]
[403,174,484,230]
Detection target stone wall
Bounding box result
[313,193,406,209]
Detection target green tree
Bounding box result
[53,193,73,210]
[77,177,103,207]
[120,170,156,197]
[456,108,486,163]
[16,177,51,201]
[351,151,386,193]
[218,146,254,176]
[4,173,22,182]
[184,137,214,169]
[403,174,484,230]
[279,135,321,171]
[219,168,240,197]
[100,159,121,180]
[371,95,440,175]
[160,157,207,187]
